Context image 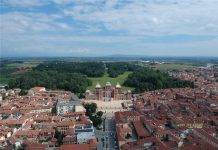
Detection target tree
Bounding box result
[54,129,64,146]
[106,62,133,78]
[96,111,103,117]
[51,106,57,115]
[126,133,131,139]
[92,115,102,127]
[84,103,102,127]
[84,103,97,115]
[90,103,97,113]
[19,89,27,96]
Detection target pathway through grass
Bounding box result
[87,71,133,91]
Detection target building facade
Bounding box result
[85,82,132,101]
[57,95,84,115]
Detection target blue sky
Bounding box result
[1,0,218,57]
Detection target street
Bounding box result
[95,116,118,150]
[105,117,116,150]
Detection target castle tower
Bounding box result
[104,82,112,101]
[126,90,132,100]
[95,82,103,100]
[115,82,121,93]
[85,90,91,100]
[114,82,121,100]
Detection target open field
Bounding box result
[87,71,133,91]
[150,63,195,71]
[7,62,40,68]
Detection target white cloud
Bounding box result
[3,0,218,35]
[0,12,72,34]
[1,0,218,56]
[2,0,46,7]
[63,0,218,35]
[56,23,73,30]
[52,0,72,5]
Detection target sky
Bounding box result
[1,0,218,57]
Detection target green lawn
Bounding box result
[151,63,195,71]
[87,71,133,91]
[7,62,40,68]
[0,77,10,84]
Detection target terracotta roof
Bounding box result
[60,144,90,150]
[25,143,48,150]
[115,110,140,124]
[63,137,76,142]
[50,138,57,142]
[116,126,125,141]
[63,112,85,117]
[8,136,17,144]
[15,130,40,136]
[194,129,218,146]
[88,138,98,147]
[40,128,55,134]
[133,121,149,137]
[121,137,169,150]
[65,128,74,135]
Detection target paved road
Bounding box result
[95,116,118,150]
[95,129,104,150]
[105,117,116,150]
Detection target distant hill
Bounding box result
[102,54,144,58]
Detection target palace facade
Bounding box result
[85,82,132,101]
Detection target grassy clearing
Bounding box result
[150,63,195,71]
[0,77,10,84]
[87,71,133,91]
[7,62,40,68]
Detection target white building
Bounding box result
[57,101,74,115]
[77,132,95,144]
[56,95,84,115]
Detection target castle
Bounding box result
[85,82,132,101]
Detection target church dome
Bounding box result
[95,82,101,88]
[116,82,121,88]
[86,90,90,93]
[105,82,111,86]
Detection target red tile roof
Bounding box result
[25,143,48,150]
[133,121,149,137]
[60,144,90,150]
[15,130,40,136]
[63,137,76,142]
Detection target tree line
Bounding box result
[8,61,196,95]
[9,71,92,95]
[106,62,137,78]
[34,61,105,77]
[124,68,195,93]
[8,61,105,95]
